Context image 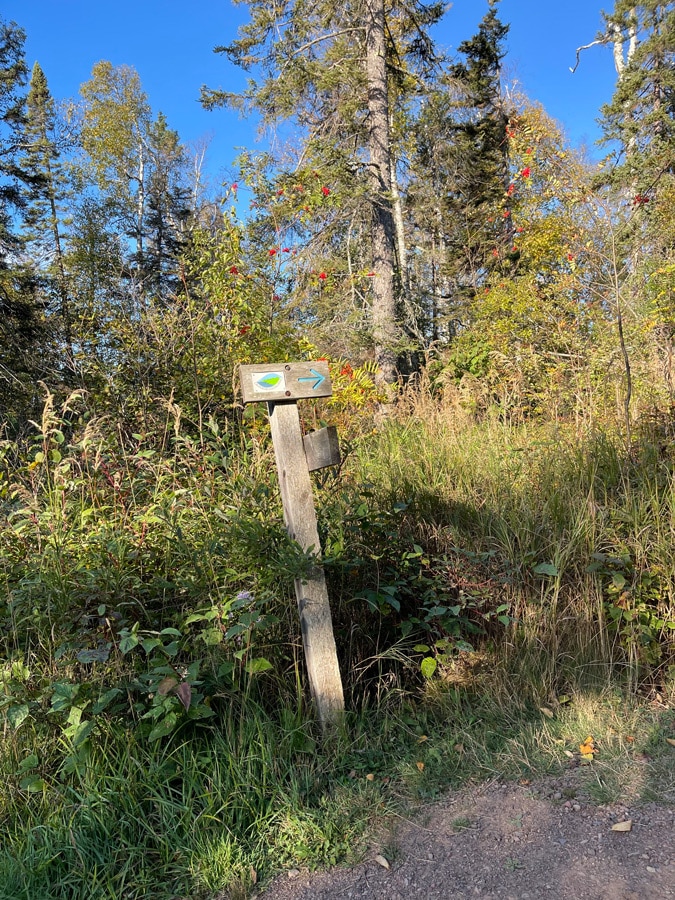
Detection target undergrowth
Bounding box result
[0,387,673,897]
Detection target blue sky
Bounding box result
[5,0,618,184]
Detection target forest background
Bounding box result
[0,1,674,898]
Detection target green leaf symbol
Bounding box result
[257,374,281,389]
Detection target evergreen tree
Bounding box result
[406,0,510,342]
[0,17,28,264]
[599,0,675,197]
[144,113,192,298]
[21,61,74,364]
[0,18,45,427]
[202,0,445,381]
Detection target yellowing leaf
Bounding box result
[365,773,375,781]
[666,738,675,747]
[611,820,632,832]
[417,735,428,744]
[416,761,425,772]
[579,736,597,756]
[374,855,390,870]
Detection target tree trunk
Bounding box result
[365,0,398,384]
[390,143,408,296]
[44,160,73,368]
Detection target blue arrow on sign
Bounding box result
[298,368,326,391]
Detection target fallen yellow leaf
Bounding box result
[666,738,675,748]
[611,820,632,832]
[539,707,555,719]
[579,736,598,756]
[366,773,375,781]
[417,735,428,744]
[416,761,425,772]
[374,855,390,870]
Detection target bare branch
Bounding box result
[569,37,608,73]
[284,28,363,63]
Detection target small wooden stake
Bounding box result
[267,401,345,726]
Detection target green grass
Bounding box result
[0,683,672,899]
[1,390,674,897]
[1,646,674,900]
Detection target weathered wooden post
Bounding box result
[239,361,345,727]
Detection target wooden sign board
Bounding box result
[303,426,341,472]
[240,361,332,404]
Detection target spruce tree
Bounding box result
[0,18,46,427]
[21,61,73,364]
[202,0,445,381]
[407,0,510,342]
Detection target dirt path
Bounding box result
[255,769,674,900]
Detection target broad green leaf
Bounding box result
[141,637,162,654]
[201,628,223,646]
[70,720,95,747]
[184,612,209,625]
[533,563,558,577]
[246,657,273,675]
[7,704,30,730]
[420,657,437,679]
[20,774,46,793]
[92,688,122,714]
[162,641,179,658]
[149,712,178,742]
[119,633,139,654]
[18,754,39,773]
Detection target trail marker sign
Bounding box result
[240,361,332,404]
[239,361,344,727]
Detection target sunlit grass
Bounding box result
[0,388,674,896]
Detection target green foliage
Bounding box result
[2,8,675,893]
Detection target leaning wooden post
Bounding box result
[239,362,345,727]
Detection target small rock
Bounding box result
[553,791,562,800]
[287,869,300,879]
[572,803,581,812]
[646,866,656,874]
